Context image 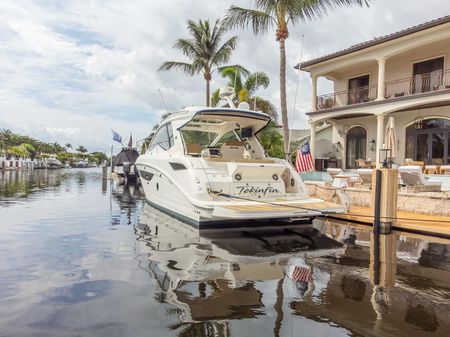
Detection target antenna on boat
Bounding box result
[158,89,168,112]
[219,87,236,108]
[288,34,305,154]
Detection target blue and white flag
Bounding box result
[111,129,122,144]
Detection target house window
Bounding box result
[413,57,444,93]
[347,75,370,105]
[406,118,450,165]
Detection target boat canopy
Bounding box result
[112,148,139,167]
[179,108,271,135]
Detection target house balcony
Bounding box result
[315,69,450,111]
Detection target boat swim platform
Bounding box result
[324,205,450,238]
[218,200,344,214]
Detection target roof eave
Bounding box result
[295,15,450,70]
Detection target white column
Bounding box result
[376,114,385,168]
[309,121,316,159]
[377,58,386,101]
[311,75,318,111]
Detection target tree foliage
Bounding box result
[159,19,248,106]
[257,121,285,158]
[225,0,370,154]
[0,129,107,164]
[211,66,277,120]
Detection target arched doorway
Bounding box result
[346,126,367,169]
[405,118,450,165]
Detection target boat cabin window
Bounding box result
[149,123,174,151]
[182,130,218,155]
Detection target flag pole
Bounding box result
[110,145,113,174]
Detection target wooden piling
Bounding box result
[102,165,108,180]
[371,168,398,234]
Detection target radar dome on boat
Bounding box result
[238,102,250,110]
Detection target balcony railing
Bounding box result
[316,85,378,110]
[384,69,450,99]
[316,69,450,111]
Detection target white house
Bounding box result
[300,15,450,169]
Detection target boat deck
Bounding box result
[327,205,450,237]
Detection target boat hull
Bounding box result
[137,164,340,229]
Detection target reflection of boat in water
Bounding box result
[136,106,344,228]
[44,155,62,169]
[135,204,343,323]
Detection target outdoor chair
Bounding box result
[398,166,442,192]
[356,168,373,189]
[356,159,371,168]
[326,168,344,180]
[439,165,450,175]
[402,160,425,171]
[424,165,438,174]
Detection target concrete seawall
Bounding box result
[306,182,450,217]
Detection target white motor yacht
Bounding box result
[135,104,344,229]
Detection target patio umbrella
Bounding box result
[384,116,397,159]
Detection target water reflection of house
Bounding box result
[297,221,450,336]
[300,16,450,169]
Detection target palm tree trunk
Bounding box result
[206,79,211,107]
[273,277,284,337]
[279,38,289,158]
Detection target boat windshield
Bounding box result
[181,130,218,150]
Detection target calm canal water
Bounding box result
[1,169,449,337]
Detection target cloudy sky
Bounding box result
[0,0,448,152]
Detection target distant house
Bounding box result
[299,15,450,169]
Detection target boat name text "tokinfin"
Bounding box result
[235,185,280,196]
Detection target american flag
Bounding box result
[295,142,314,172]
[291,265,312,282]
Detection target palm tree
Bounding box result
[159,19,249,106]
[225,0,370,155]
[211,67,277,119]
[76,145,88,155]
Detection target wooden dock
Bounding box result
[326,205,450,238]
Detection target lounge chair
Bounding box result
[440,165,450,175]
[398,166,442,192]
[356,168,373,189]
[327,168,344,180]
[402,160,425,171]
[424,165,438,174]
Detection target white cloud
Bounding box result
[0,0,448,150]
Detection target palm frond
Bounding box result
[244,71,270,95]
[285,0,370,23]
[211,89,220,107]
[173,38,201,58]
[158,61,196,76]
[225,6,275,34]
[209,35,238,67]
[215,64,250,78]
